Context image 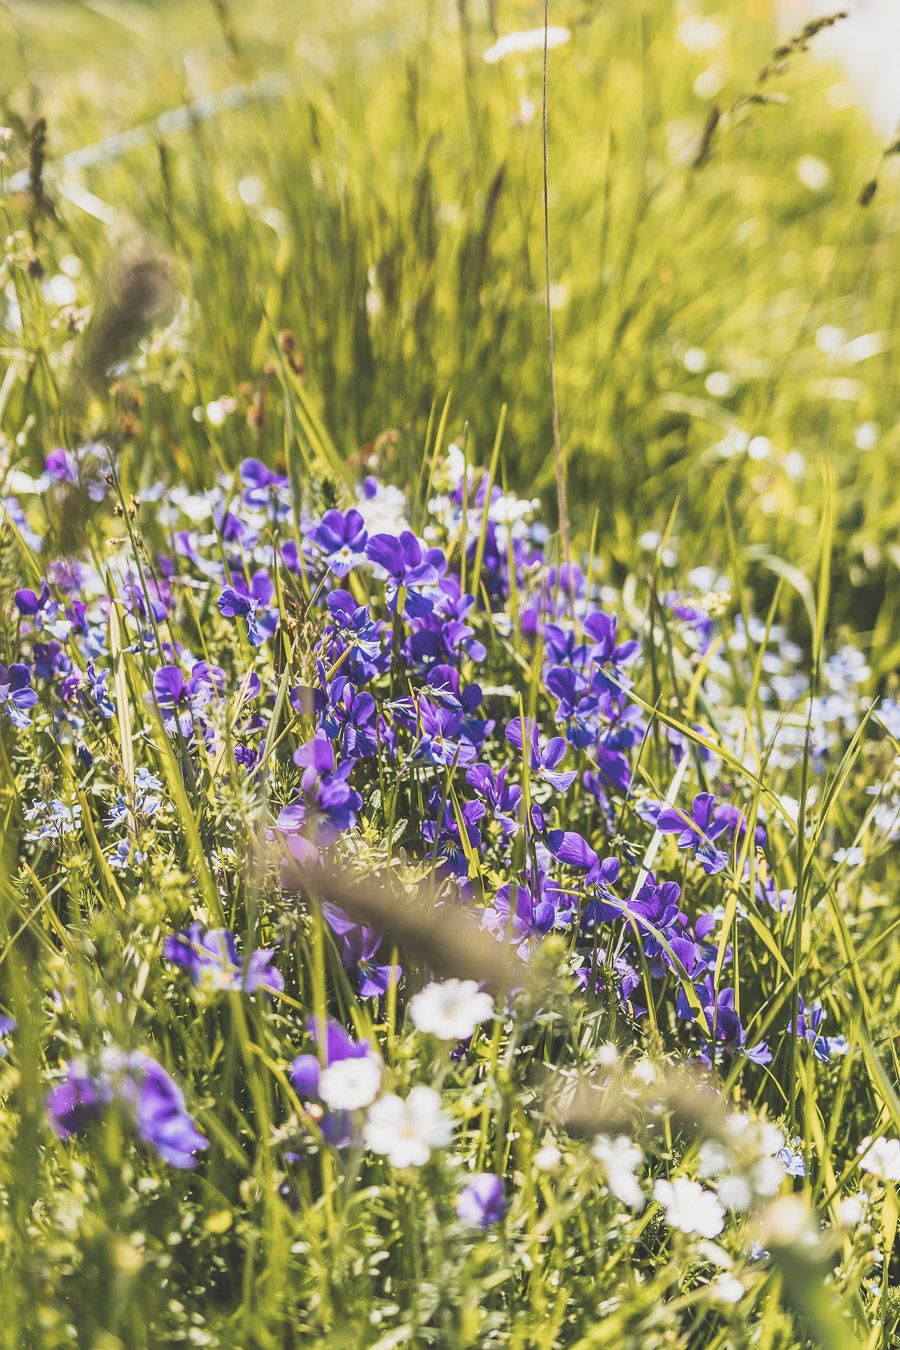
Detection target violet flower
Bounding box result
[48,1050,208,1170]
[545,665,600,749]
[655,792,729,875]
[164,924,283,996]
[365,531,442,618]
[14,580,55,623]
[457,1172,506,1228]
[505,716,576,791]
[584,610,640,691]
[794,998,848,1062]
[465,762,522,836]
[217,569,277,647]
[290,1017,381,1146]
[314,508,368,577]
[240,457,290,518]
[0,663,38,729]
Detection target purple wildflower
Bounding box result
[365,531,442,618]
[48,1050,208,1169]
[314,508,368,577]
[505,716,576,791]
[240,457,289,518]
[457,1172,506,1228]
[656,792,729,874]
[164,924,283,995]
[0,663,38,728]
[794,998,848,1062]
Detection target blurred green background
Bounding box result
[0,0,897,649]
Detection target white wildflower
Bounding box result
[534,1143,562,1173]
[409,979,494,1041]
[355,481,409,536]
[711,1275,745,1304]
[838,1195,866,1227]
[592,1135,644,1209]
[697,1139,729,1178]
[653,1178,725,1238]
[832,845,864,867]
[752,1155,786,1197]
[858,1136,900,1182]
[318,1056,382,1112]
[717,1174,753,1212]
[364,1087,452,1167]
[632,1057,657,1086]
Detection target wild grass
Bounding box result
[0,1,896,1346]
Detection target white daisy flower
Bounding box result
[653,1177,725,1238]
[592,1134,644,1209]
[858,1136,900,1182]
[408,979,494,1041]
[318,1056,382,1112]
[364,1087,452,1167]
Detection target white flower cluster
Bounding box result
[588,1108,806,1241]
[696,1115,789,1213]
[425,441,542,552]
[316,979,497,1169]
[654,1177,725,1239]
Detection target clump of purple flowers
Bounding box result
[47,1049,208,1169]
[164,925,283,996]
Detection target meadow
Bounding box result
[0,0,897,1345]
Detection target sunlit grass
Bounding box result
[0,1,897,1346]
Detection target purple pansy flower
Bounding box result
[164,924,283,995]
[325,591,383,667]
[290,1016,381,1146]
[0,663,38,728]
[416,696,477,767]
[678,980,772,1066]
[217,569,277,647]
[423,790,485,878]
[276,734,363,851]
[545,665,600,749]
[365,531,443,618]
[584,610,640,691]
[240,457,290,518]
[314,509,368,577]
[505,716,577,791]
[656,792,729,874]
[0,1016,15,1058]
[457,1172,506,1227]
[793,998,848,1062]
[48,1050,207,1169]
[14,580,55,623]
[465,762,522,836]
